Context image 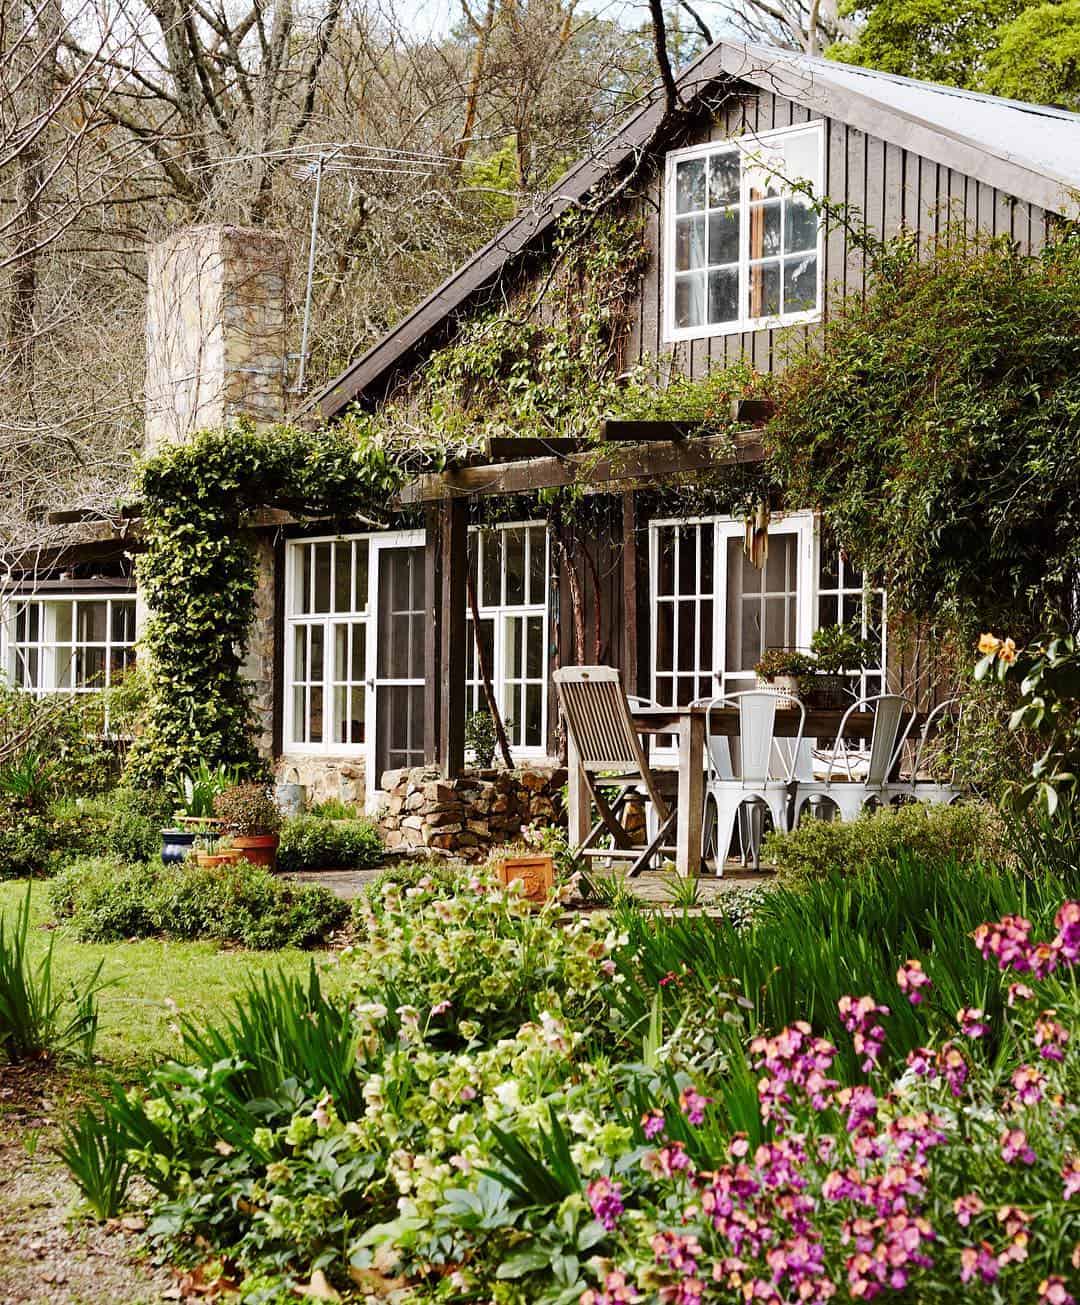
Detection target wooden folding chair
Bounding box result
[554,665,678,876]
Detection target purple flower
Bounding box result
[956,1007,989,1039]
[1053,900,1080,964]
[897,958,932,1005]
[1000,1127,1036,1165]
[960,1245,999,1285]
[1064,1155,1080,1201]
[1011,1063,1046,1105]
[838,994,890,1072]
[1035,1012,1069,1062]
[641,1107,665,1140]
[586,1176,624,1232]
[679,1087,710,1127]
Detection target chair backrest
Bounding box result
[553,666,649,772]
[911,697,963,785]
[703,691,806,786]
[827,693,915,788]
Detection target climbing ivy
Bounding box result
[125,420,402,789]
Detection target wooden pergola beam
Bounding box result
[399,432,765,504]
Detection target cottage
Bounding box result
[6,39,1080,859]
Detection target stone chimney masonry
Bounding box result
[144,225,288,452]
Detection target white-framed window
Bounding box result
[466,523,550,753]
[816,531,887,701]
[285,537,370,753]
[1,593,136,695]
[663,121,824,342]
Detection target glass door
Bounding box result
[716,515,814,696]
[368,534,426,795]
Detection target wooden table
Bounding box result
[566,705,908,879]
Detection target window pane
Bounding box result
[334,542,352,613]
[301,546,313,613]
[504,528,526,605]
[292,686,306,743]
[675,274,705,329]
[656,603,674,676]
[708,210,739,266]
[350,687,366,744]
[783,254,818,313]
[525,684,542,747]
[675,158,705,212]
[53,603,72,643]
[481,530,500,607]
[675,215,706,271]
[111,601,136,643]
[294,625,307,680]
[528,527,546,604]
[708,267,739,325]
[656,530,675,595]
[504,616,523,680]
[354,541,369,613]
[677,529,697,595]
[77,647,105,688]
[309,684,323,743]
[54,647,72,689]
[700,527,714,591]
[749,201,781,256]
[310,624,324,681]
[708,151,739,206]
[700,599,713,671]
[782,130,820,187]
[749,261,781,317]
[526,615,544,678]
[352,625,366,682]
[818,594,839,627]
[314,543,332,613]
[77,602,107,643]
[677,603,696,672]
[784,199,818,253]
[334,624,349,680]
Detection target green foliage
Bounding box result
[276,814,383,873]
[808,621,875,674]
[983,0,1080,108]
[0,884,102,1063]
[125,420,403,789]
[0,814,54,880]
[464,708,499,768]
[213,782,282,836]
[49,856,347,949]
[46,787,171,866]
[753,648,816,678]
[57,1106,132,1220]
[763,799,1004,885]
[309,796,362,820]
[768,230,1080,635]
[174,761,243,819]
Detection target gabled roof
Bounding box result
[312,40,1080,422]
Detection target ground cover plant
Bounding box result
[58,860,1080,1303]
[277,814,383,873]
[49,855,348,949]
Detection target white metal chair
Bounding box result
[889,698,964,806]
[794,693,916,824]
[701,691,807,875]
[554,666,679,876]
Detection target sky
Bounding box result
[393,0,745,43]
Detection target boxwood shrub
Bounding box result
[276,815,383,874]
[50,856,348,949]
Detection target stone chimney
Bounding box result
[144,225,288,451]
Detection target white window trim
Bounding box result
[662,121,825,344]
[466,521,551,761]
[0,592,137,697]
[813,529,888,701]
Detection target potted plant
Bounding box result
[193,833,241,868]
[754,648,817,704]
[161,762,238,863]
[214,782,283,869]
[806,623,874,708]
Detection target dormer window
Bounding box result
[663,122,824,341]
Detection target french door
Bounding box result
[650,513,815,710]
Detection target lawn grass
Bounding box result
[0,878,346,1073]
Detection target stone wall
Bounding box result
[245,534,277,759]
[274,753,366,807]
[378,766,566,859]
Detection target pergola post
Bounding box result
[439,496,467,777]
[423,504,443,766]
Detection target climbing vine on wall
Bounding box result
[125,421,402,788]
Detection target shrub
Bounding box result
[0,814,54,880]
[277,815,383,873]
[50,856,347,949]
[464,708,499,767]
[46,788,168,867]
[213,783,282,836]
[763,799,1004,885]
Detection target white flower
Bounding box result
[493,1079,521,1110]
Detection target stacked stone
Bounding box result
[378,766,566,859]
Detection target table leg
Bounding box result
[566,732,589,850]
[675,712,705,877]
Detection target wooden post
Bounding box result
[439,497,467,777]
[423,504,442,765]
[621,493,639,698]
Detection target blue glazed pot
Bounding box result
[161,828,198,866]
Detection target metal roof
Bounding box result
[310,41,1080,422]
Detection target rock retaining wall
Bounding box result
[377,765,566,859]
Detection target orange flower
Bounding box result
[999,637,1017,665]
[978,633,1001,655]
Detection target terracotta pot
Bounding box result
[195,852,233,868]
[231,833,280,869]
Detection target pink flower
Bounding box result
[586,1176,624,1232]
[897,959,932,1005]
[1039,1276,1077,1305]
[679,1087,711,1127]
[1035,1011,1070,1062]
[906,1046,936,1077]
[1008,981,1036,1006]
[836,1084,878,1135]
[960,1245,999,1284]
[1000,1127,1036,1165]
[972,913,1033,971]
[581,1270,640,1305]
[641,1108,665,1140]
[1011,1064,1046,1105]
[1063,1155,1080,1201]
[838,994,890,1072]
[1053,900,1080,964]
[956,1007,989,1039]
[952,1194,984,1227]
